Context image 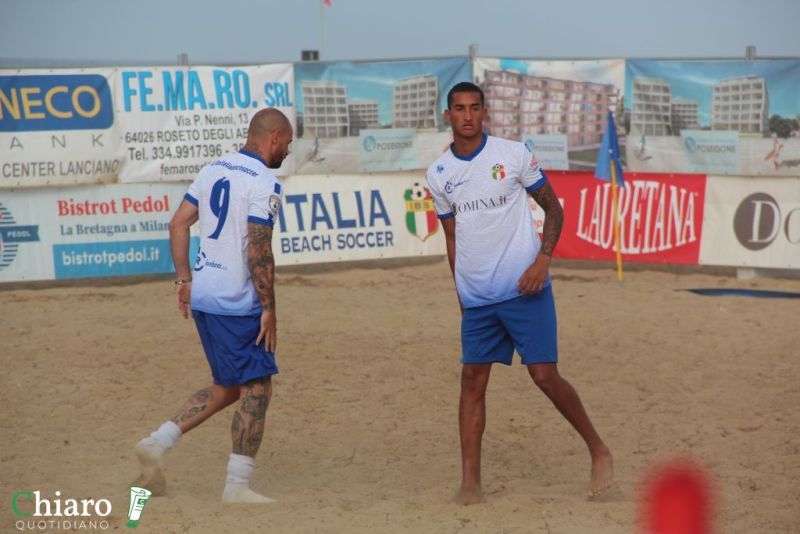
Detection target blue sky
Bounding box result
[626,60,800,125]
[1,0,798,67]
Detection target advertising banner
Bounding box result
[0,173,449,282]
[699,176,800,268]
[116,64,295,182]
[473,58,625,171]
[0,68,125,187]
[545,171,707,264]
[358,128,417,172]
[0,183,194,282]
[523,134,569,170]
[625,59,800,176]
[680,130,740,174]
[275,173,445,265]
[293,57,470,174]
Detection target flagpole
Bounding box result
[610,160,624,284]
[319,1,325,59]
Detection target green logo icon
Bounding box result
[126,487,152,528]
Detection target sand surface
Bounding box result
[2,259,799,533]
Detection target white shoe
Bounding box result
[131,437,167,496]
[222,484,277,504]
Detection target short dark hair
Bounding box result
[447,82,484,109]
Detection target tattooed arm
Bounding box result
[518,182,563,295]
[247,222,277,352]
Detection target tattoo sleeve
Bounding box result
[530,182,563,257]
[231,377,272,457]
[170,387,213,425]
[247,222,275,311]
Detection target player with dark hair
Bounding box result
[427,82,613,504]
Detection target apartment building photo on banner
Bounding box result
[473,58,625,172]
[292,57,471,174]
[625,59,800,176]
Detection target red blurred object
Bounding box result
[641,460,713,534]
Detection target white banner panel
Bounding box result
[521,134,569,170]
[358,128,418,172]
[0,183,193,282]
[699,176,800,269]
[0,68,125,187]
[274,173,445,265]
[116,64,295,182]
[0,173,449,282]
[680,130,740,174]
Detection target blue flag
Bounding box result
[594,111,625,187]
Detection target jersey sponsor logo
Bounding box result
[404,182,438,242]
[193,249,206,271]
[444,178,469,194]
[192,248,226,272]
[451,194,508,215]
[491,163,506,181]
[0,201,41,272]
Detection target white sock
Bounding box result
[225,453,255,486]
[149,421,182,450]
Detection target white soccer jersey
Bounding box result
[426,134,548,308]
[185,150,282,316]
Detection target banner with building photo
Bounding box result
[473,58,625,171]
[699,175,800,269]
[625,59,800,176]
[0,183,196,282]
[116,64,295,182]
[293,57,471,174]
[0,68,125,188]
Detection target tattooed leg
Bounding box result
[170,385,240,434]
[231,376,272,458]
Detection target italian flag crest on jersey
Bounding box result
[404,182,438,242]
[491,163,506,181]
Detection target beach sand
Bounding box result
[2,259,799,533]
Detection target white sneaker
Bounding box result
[222,484,277,504]
[131,437,167,496]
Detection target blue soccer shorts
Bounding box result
[193,311,278,386]
[461,285,558,366]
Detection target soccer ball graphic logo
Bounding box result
[410,182,428,200]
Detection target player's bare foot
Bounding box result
[222,484,277,504]
[132,438,167,496]
[588,448,614,499]
[454,486,486,505]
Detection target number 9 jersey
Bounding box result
[184,149,282,316]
